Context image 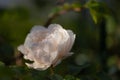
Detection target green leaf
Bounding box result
[49,74,63,80]
[0,61,5,66]
[85,0,111,23]
[96,72,112,80]
[89,8,99,24]
[71,3,82,9]
[64,75,80,80]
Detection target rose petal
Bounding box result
[18,24,76,70]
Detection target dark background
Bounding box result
[0,0,120,80]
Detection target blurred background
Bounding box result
[0,0,120,80]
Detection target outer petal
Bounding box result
[18,45,28,55]
[18,24,76,70]
[25,24,64,69]
[66,30,76,54]
[25,59,50,70]
[30,25,46,33]
[18,45,34,61]
[52,29,75,66]
[24,26,48,48]
[48,24,71,66]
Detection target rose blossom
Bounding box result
[18,24,75,70]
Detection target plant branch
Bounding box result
[44,3,83,27]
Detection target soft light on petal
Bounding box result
[18,24,76,70]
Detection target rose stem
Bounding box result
[50,65,54,75]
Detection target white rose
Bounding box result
[18,24,76,70]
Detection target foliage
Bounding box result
[0,0,120,80]
[85,0,111,23]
